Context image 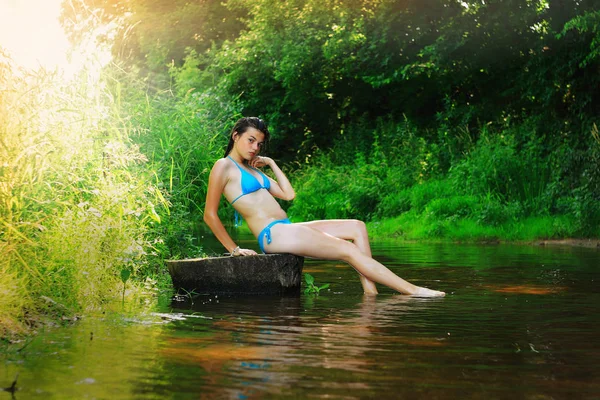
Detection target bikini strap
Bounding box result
[227,155,243,170]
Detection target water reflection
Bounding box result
[155,294,447,399]
[1,242,599,399]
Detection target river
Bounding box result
[1,241,599,399]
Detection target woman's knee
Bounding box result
[356,219,367,233]
[349,219,368,239]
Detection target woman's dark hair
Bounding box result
[223,117,270,158]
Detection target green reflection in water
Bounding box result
[1,242,599,399]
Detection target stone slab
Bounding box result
[166,253,305,295]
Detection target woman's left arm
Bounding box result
[249,156,295,201]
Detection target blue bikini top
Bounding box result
[227,156,270,204]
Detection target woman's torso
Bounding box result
[222,158,288,236]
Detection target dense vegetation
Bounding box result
[0,54,170,338]
[60,0,600,236]
[1,0,599,337]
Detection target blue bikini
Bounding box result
[257,218,291,253]
[227,156,291,253]
[227,156,270,204]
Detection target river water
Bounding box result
[1,241,599,399]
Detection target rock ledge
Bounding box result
[166,253,305,295]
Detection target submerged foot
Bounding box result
[410,286,446,297]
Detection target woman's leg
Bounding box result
[265,223,444,297]
[297,220,378,294]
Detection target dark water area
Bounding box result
[2,240,599,399]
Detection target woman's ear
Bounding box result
[232,131,239,142]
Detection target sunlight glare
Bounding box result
[0,0,110,77]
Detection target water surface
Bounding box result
[2,242,599,399]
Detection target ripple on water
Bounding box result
[3,243,600,399]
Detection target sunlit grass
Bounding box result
[0,54,165,337]
[368,213,578,243]
[0,245,30,339]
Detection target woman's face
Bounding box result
[234,127,266,160]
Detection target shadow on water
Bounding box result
[1,241,600,399]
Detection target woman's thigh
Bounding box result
[264,223,358,260]
[297,219,371,256]
[296,219,366,240]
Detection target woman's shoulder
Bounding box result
[213,157,229,167]
[210,157,233,175]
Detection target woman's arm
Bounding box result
[203,159,257,256]
[249,156,295,201]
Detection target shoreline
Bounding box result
[529,238,600,248]
[370,234,600,249]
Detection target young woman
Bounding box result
[204,117,445,297]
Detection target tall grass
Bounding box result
[121,79,242,260]
[288,118,598,241]
[0,55,163,337]
[289,118,427,221]
[0,243,29,338]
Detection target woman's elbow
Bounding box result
[203,212,217,226]
[285,191,296,201]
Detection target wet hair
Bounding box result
[223,117,270,158]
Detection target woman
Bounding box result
[204,117,445,296]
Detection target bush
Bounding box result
[376,188,412,218]
[425,195,480,219]
[289,162,377,221]
[449,132,551,215]
[409,180,453,214]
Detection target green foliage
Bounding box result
[64,0,600,155]
[559,10,600,68]
[5,0,600,338]
[289,156,385,221]
[303,273,330,295]
[425,195,480,220]
[111,66,242,263]
[449,132,552,214]
[120,268,132,284]
[291,116,595,240]
[120,267,132,304]
[551,124,600,236]
[0,53,165,336]
[289,117,432,221]
[61,0,244,79]
[61,0,600,235]
[0,246,28,338]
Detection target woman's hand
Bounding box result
[249,156,272,169]
[232,247,258,257]
[250,155,295,201]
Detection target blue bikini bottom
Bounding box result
[258,219,291,253]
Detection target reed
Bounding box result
[130,89,235,213]
[122,85,240,260]
[0,54,163,337]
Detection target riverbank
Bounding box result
[532,238,600,248]
[366,212,600,246]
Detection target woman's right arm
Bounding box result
[203,159,256,256]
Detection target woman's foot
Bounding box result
[410,286,446,297]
